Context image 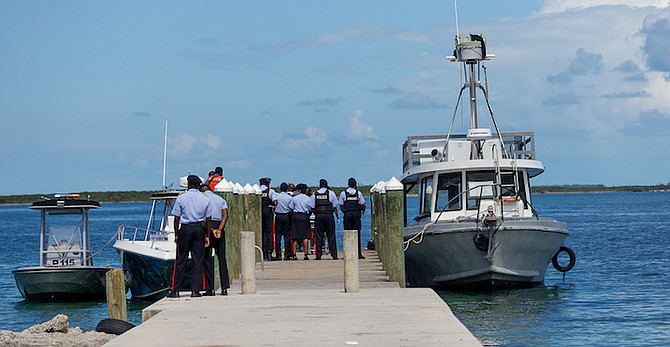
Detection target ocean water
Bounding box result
[1,193,669,346]
[439,192,670,346]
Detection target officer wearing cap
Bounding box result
[169,175,212,298]
[259,177,278,261]
[200,183,230,296]
[311,178,339,260]
[339,177,366,259]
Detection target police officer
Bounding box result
[169,175,212,298]
[339,177,366,259]
[311,179,339,260]
[289,183,313,260]
[274,182,293,260]
[200,183,230,296]
[259,177,278,261]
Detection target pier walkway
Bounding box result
[104,250,481,346]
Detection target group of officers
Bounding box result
[168,167,366,298]
[260,177,366,262]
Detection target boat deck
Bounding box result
[103,249,482,346]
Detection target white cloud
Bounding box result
[539,0,668,14]
[281,126,328,151]
[169,132,223,158]
[348,110,377,140]
[203,134,222,150]
[169,132,197,158]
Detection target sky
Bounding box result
[2,0,670,195]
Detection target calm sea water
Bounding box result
[1,193,669,346]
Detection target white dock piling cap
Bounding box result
[252,184,262,194]
[385,177,403,191]
[234,182,245,194]
[214,178,234,193]
[376,180,387,194]
[243,183,255,194]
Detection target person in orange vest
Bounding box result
[207,167,224,191]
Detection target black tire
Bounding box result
[95,318,135,335]
[552,246,576,272]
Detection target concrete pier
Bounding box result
[104,250,481,347]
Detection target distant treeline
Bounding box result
[0,186,377,205]
[2,183,667,205]
[532,183,670,193]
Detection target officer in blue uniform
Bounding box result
[311,179,339,260]
[339,177,366,259]
[200,183,230,296]
[289,183,314,260]
[259,177,278,261]
[274,182,293,260]
[169,175,212,298]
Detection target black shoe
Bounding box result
[166,291,179,298]
[221,289,228,296]
[203,290,214,296]
[271,256,281,261]
[359,255,365,259]
[291,255,298,260]
[190,291,202,297]
[304,255,309,260]
[315,256,321,260]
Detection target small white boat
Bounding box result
[13,194,110,301]
[401,33,575,289]
[113,190,194,301]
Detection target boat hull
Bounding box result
[12,267,110,302]
[114,241,192,301]
[404,217,568,289]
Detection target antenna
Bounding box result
[454,0,460,37]
[162,120,168,189]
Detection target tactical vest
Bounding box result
[261,188,273,209]
[313,190,332,214]
[343,190,361,213]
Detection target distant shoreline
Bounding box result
[1,184,668,205]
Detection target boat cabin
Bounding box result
[401,132,545,226]
[30,194,101,267]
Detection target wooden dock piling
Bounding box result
[105,268,127,321]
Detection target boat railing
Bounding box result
[402,132,536,172]
[116,225,170,248]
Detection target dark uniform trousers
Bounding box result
[343,211,363,257]
[274,213,291,258]
[262,207,274,259]
[314,212,337,259]
[172,222,205,293]
[204,220,230,291]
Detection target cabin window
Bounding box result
[436,172,462,211]
[500,171,529,208]
[466,171,495,209]
[419,176,434,216]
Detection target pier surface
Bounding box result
[104,250,481,346]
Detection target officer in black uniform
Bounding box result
[339,177,366,259]
[311,179,339,260]
[259,177,278,261]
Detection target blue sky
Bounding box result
[2,0,670,195]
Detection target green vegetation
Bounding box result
[2,183,668,205]
[0,191,157,205]
[532,183,670,193]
